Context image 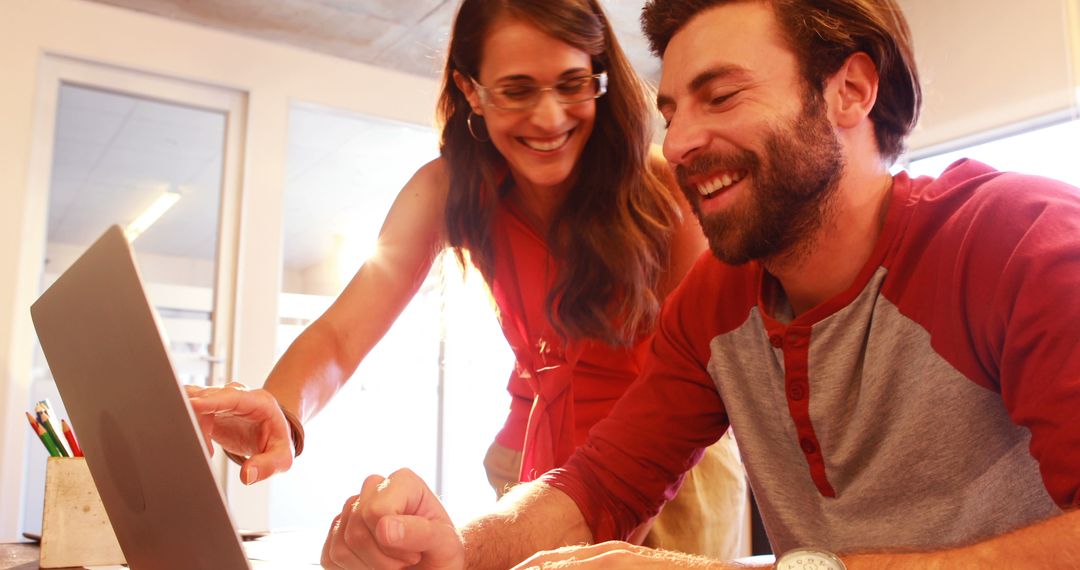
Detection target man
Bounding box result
[320,1,1080,568]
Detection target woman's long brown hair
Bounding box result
[438,0,680,346]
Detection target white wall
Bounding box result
[903,0,1079,154]
[0,0,438,540]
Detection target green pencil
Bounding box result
[36,404,69,457]
[26,412,61,458]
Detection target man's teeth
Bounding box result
[696,171,746,196]
[523,132,570,151]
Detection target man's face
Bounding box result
[656,2,845,265]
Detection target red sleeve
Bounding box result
[893,166,1080,508]
[541,255,741,541]
[979,175,1080,507]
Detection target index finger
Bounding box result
[186,386,271,418]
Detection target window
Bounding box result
[271,103,513,529]
[25,75,240,533]
[907,119,1080,185]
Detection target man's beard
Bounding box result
[676,91,845,266]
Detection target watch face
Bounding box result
[775,548,846,570]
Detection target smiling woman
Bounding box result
[451,17,601,210]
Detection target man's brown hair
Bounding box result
[642,0,922,163]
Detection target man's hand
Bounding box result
[321,468,464,570]
[511,541,738,569]
[184,382,294,484]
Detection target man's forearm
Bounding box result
[461,481,592,569]
[845,509,1080,569]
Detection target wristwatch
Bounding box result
[773,547,846,569]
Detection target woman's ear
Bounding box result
[453,71,484,116]
[826,52,879,129]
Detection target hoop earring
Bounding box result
[467,111,490,142]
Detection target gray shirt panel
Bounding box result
[709,267,1060,553]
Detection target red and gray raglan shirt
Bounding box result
[542,159,1080,554]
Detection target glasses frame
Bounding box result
[470,71,608,111]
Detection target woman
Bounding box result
[188,0,747,559]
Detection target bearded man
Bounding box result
[319,1,1080,568]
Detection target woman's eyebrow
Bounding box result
[493,67,591,83]
[558,67,592,78]
[493,74,536,83]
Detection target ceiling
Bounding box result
[84,0,662,83]
[47,0,660,278]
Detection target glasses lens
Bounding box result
[491,85,540,109]
[554,76,596,104]
[482,73,606,110]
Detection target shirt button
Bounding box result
[769,334,783,348]
[788,382,806,401]
[800,438,817,454]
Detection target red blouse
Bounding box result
[488,199,651,482]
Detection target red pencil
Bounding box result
[61,418,84,457]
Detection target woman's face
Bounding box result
[468,18,598,196]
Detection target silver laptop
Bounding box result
[30,225,250,570]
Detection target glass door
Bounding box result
[21,56,245,534]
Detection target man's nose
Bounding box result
[662,111,709,167]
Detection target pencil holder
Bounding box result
[39,457,126,568]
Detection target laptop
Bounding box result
[31,225,251,570]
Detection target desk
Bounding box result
[2,541,774,569]
[0,542,56,570]
[2,532,323,569]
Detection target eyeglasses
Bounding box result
[471,72,608,110]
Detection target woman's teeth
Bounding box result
[522,131,571,152]
[696,170,747,197]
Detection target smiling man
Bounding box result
[319,1,1080,568]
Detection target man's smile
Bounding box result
[694,169,748,199]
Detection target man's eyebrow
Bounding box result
[690,64,752,91]
[657,64,753,108]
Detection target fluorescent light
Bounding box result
[124,190,181,242]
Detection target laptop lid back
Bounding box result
[30,225,249,570]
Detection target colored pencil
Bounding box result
[26,412,61,458]
[61,419,84,457]
[37,400,70,456]
[35,405,69,457]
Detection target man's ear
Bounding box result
[452,71,484,116]
[826,52,879,129]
